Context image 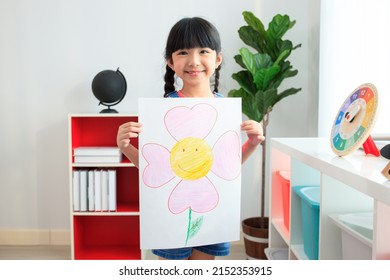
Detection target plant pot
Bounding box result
[242,217,269,260]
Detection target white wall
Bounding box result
[247,0,320,218]
[318,0,390,137]
[0,0,319,234]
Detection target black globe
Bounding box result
[91,68,127,113]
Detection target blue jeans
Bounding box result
[152,242,230,259]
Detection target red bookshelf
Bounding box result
[68,114,141,260]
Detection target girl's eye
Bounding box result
[200,49,210,54]
[177,50,188,55]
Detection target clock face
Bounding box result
[330,83,378,156]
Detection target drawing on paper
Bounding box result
[141,103,241,245]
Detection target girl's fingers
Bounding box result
[120,122,142,135]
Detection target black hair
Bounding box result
[163,17,222,97]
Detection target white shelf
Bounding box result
[73,211,140,216]
[269,137,390,260]
[72,163,136,168]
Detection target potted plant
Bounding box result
[228,11,302,259]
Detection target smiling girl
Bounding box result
[116,17,265,260]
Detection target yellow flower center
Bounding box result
[170,137,213,180]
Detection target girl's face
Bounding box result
[168,47,222,90]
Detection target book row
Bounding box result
[72,169,116,212]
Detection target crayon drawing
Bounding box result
[139,98,242,249]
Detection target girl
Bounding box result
[116,17,265,260]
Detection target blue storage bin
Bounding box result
[293,185,320,260]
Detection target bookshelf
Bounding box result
[269,137,390,260]
[68,114,141,260]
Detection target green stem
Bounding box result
[185,208,192,246]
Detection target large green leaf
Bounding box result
[276,87,302,103]
[269,61,297,89]
[231,70,257,94]
[234,54,246,69]
[238,26,267,54]
[240,48,273,78]
[275,41,293,61]
[274,49,290,66]
[243,11,266,35]
[268,15,294,41]
[255,88,278,116]
[239,48,256,76]
[253,66,280,91]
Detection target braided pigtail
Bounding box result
[164,65,176,97]
[213,65,221,93]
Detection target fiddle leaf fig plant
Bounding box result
[229,11,302,221]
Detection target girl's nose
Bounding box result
[188,53,200,66]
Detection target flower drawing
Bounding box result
[141,103,241,244]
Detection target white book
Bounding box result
[79,170,88,212]
[74,147,121,156]
[74,155,122,163]
[108,169,117,211]
[94,170,102,211]
[72,170,80,211]
[101,170,109,211]
[88,170,95,211]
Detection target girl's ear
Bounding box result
[167,59,174,71]
[216,52,223,68]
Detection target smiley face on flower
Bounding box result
[141,103,241,214]
[170,137,214,180]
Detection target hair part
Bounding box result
[164,17,222,96]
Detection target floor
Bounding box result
[0,244,246,260]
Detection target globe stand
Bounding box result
[99,104,118,114]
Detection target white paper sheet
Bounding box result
[139,97,242,249]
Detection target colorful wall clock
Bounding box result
[330,83,380,157]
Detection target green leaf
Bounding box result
[188,216,204,240]
[254,53,273,69]
[255,88,278,116]
[268,15,293,41]
[243,11,266,34]
[233,54,245,69]
[253,66,280,91]
[239,48,256,76]
[276,87,302,104]
[274,48,291,66]
[231,70,257,94]
[238,26,267,54]
[240,48,274,77]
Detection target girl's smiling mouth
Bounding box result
[185,70,204,75]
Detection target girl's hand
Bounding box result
[116,122,142,150]
[241,120,265,146]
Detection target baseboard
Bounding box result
[49,229,71,245]
[0,229,70,246]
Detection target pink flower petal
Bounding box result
[164,103,217,141]
[211,131,241,180]
[142,143,175,188]
[168,177,219,214]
